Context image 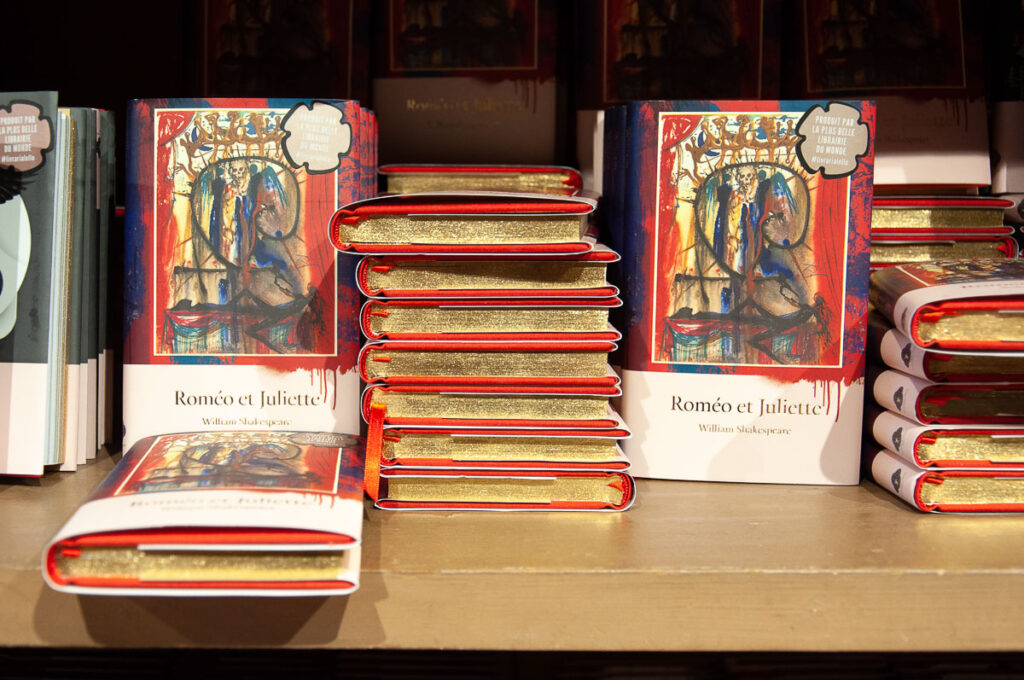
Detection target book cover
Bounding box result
[0,92,68,476]
[870,260,1024,352]
[123,98,370,447]
[867,446,1024,513]
[618,100,874,483]
[43,430,364,595]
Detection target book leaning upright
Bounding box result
[123,98,374,446]
[615,100,876,484]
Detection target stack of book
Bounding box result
[869,195,1017,270]
[331,165,635,511]
[865,260,1024,512]
[0,92,117,476]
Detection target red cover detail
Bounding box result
[872,197,1014,208]
[53,528,355,548]
[913,299,1024,350]
[339,242,595,255]
[50,574,356,590]
[366,287,618,299]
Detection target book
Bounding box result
[330,192,598,254]
[356,250,618,298]
[379,164,582,195]
[867,446,1024,513]
[869,408,1024,468]
[358,339,619,386]
[377,424,632,468]
[360,298,622,340]
[871,368,1024,425]
[871,196,1014,232]
[43,430,364,595]
[868,233,1017,269]
[869,260,1024,352]
[0,92,73,475]
[869,318,1024,382]
[616,99,874,484]
[362,384,623,428]
[123,98,373,447]
[371,0,562,165]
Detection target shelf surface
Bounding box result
[3,449,1024,651]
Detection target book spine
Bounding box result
[869,447,927,511]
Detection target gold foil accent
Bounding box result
[918,432,1024,464]
[920,476,1024,506]
[925,353,1024,380]
[869,241,1007,264]
[384,432,619,463]
[368,304,609,334]
[371,391,610,420]
[364,349,608,381]
[920,389,1024,420]
[384,475,624,505]
[364,259,608,291]
[55,547,351,582]
[872,208,1005,229]
[917,312,1024,346]
[386,172,576,195]
[338,215,582,245]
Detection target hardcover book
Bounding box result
[43,430,365,595]
[0,92,71,475]
[869,318,1024,383]
[868,233,1017,269]
[617,99,875,483]
[123,98,372,447]
[869,408,1024,468]
[379,164,583,195]
[870,260,1024,352]
[355,250,618,298]
[871,368,1024,425]
[330,192,598,254]
[871,196,1014,232]
[360,298,622,340]
[867,446,1024,513]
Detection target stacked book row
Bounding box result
[331,164,635,511]
[0,92,117,476]
[865,260,1024,512]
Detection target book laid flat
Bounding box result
[356,250,618,298]
[868,233,1017,269]
[358,340,619,386]
[867,447,1024,513]
[870,260,1024,351]
[869,319,1024,382]
[616,99,875,484]
[360,298,622,340]
[871,196,1014,231]
[379,164,583,196]
[123,98,374,447]
[872,368,1024,425]
[362,384,623,428]
[869,408,1024,468]
[378,425,632,469]
[43,430,365,595]
[330,192,598,254]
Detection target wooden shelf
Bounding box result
[3,449,1024,651]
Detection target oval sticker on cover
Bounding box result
[281,101,352,174]
[795,102,869,179]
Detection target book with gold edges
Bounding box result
[868,232,1017,269]
[358,340,619,386]
[867,446,1024,513]
[869,317,1024,382]
[356,249,619,298]
[362,383,622,429]
[869,408,1024,468]
[871,368,1024,425]
[871,196,1014,232]
[42,431,365,596]
[360,298,622,341]
[379,164,583,196]
[870,260,1024,351]
[330,192,599,254]
[378,424,631,469]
